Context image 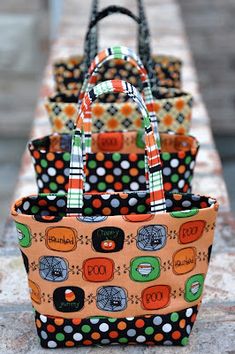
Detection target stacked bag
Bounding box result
[11,0,219,349]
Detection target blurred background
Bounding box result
[0,0,234,236]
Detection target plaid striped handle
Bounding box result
[67,80,166,216]
[79,46,160,151]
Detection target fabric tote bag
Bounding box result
[47,46,192,135]
[54,3,182,93]
[12,80,218,348]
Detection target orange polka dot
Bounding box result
[102,207,111,215]
[172,331,181,340]
[174,194,183,201]
[120,103,133,116]
[54,318,64,326]
[130,168,138,177]
[55,160,64,169]
[114,182,123,191]
[47,324,55,333]
[179,319,186,329]
[49,206,57,212]
[104,161,113,169]
[178,151,186,159]
[177,126,186,135]
[191,313,197,323]
[46,152,55,161]
[83,340,92,346]
[65,341,75,347]
[164,182,172,191]
[92,104,105,117]
[36,165,42,174]
[36,319,41,328]
[107,118,119,130]
[129,154,138,162]
[56,175,65,184]
[178,165,186,174]
[135,319,145,328]
[54,117,64,131]
[105,175,114,183]
[72,318,81,325]
[175,99,185,111]
[92,199,102,208]
[109,331,119,339]
[91,332,101,340]
[96,152,105,161]
[154,333,164,341]
[134,117,142,128]
[64,105,76,117]
[120,207,129,215]
[33,151,40,159]
[117,321,127,330]
[163,114,173,127]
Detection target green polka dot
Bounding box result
[137,204,146,213]
[56,333,65,341]
[122,175,130,183]
[31,206,39,214]
[162,152,171,161]
[84,207,93,215]
[171,174,179,183]
[41,159,48,168]
[108,318,117,323]
[118,337,128,344]
[98,182,106,191]
[188,176,193,183]
[63,152,71,161]
[185,156,191,165]
[181,337,189,346]
[112,153,121,162]
[81,325,91,333]
[170,312,179,322]
[145,326,154,335]
[49,182,58,191]
[88,160,97,169]
[137,160,145,169]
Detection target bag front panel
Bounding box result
[12,195,218,320]
[29,132,198,194]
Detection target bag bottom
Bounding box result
[35,305,198,348]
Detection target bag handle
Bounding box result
[83,5,155,85]
[79,46,160,151]
[67,80,166,216]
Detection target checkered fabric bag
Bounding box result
[12,80,218,349]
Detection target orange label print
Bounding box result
[83,258,114,282]
[97,132,123,152]
[173,247,196,275]
[28,280,41,304]
[179,220,206,244]
[141,285,171,310]
[46,227,77,252]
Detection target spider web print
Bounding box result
[137,225,167,251]
[39,256,68,282]
[97,286,127,312]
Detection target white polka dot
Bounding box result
[38,179,43,188]
[136,335,146,343]
[40,331,47,339]
[64,325,73,333]
[90,318,100,324]
[182,200,192,208]
[99,323,109,332]
[73,332,83,341]
[97,167,106,176]
[153,316,162,325]
[89,175,98,183]
[127,329,136,337]
[178,179,185,189]
[163,340,173,346]
[40,315,47,323]
[190,161,195,169]
[121,160,130,169]
[138,175,146,184]
[42,174,49,182]
[166,199,173,208]
[101,194,110,200]
[186,324,191,335]
[46,195,56,200]
[23,201,30,210]
[129,198,138,206]
[47,167,56,176]
[130,182,139,191]
[184,170,190,179]
[64,168,70,176]
[163,167,172,176]
[126,317,134,321]
[47,341,57,348]
[111,199,120,208]
[162,323,172,333]
[114,168,122,176]
[101,339,110,344]
[186,308,193,317]
[170,159,179,168]
[85,183,90,192]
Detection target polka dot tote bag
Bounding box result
[12,80,219,348]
